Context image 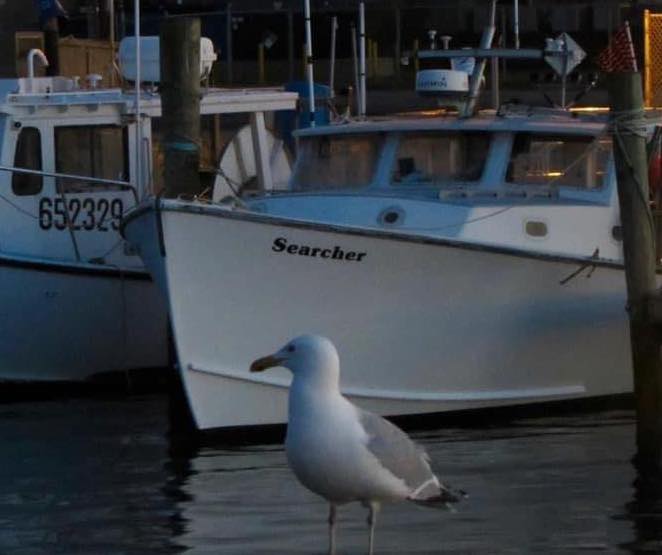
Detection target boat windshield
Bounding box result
[506,133,611,189]
[392,132,490,185]
[291,134,384,191]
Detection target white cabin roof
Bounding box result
[0,78,298,118]
[295,109,610,138]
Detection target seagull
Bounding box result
[250,334,462,555]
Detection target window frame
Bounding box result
[291,133,385,191]
[390,131,491,187]
[505,132,611,191]
[12,126,43,196]
[54,124,130,194]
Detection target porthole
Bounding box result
[525,220,548,238]
[378,206,405,227]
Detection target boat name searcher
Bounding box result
[272,237,367,261]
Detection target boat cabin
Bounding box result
[252,107,634,263]
[0,75,296,269]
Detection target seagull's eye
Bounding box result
[287,344,296,353]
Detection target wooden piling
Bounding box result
[608,72,662,470]
[258,43,265,84]
[42,18,60,76]
[159,17,201,198]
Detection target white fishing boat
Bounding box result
[122,10,644,431]
[0,44,296,384]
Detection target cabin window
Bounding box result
[392,132,490,185]
[55,125,128,192]
[12,127,42,195]
[292,134,383,190]
[506,134,611,189]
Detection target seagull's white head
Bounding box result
[250,334,340,386]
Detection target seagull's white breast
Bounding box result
[285,388,410,504]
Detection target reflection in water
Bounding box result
[168,411,640,554]
[622,466,662,553]
[0,395,186,554]
[0,396,654,554]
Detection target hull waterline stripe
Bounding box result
[187,364,587,402]
[0,255,151,280]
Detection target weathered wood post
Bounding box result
[160,17,201,198]
[608,72,662,470]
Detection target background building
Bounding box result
[2,1,662,86]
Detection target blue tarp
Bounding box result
[35,0,67,26]
[276,81,332,153]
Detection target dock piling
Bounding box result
[608,72,662,470]
[159,17,202,198]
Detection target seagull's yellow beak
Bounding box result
[250,354,285,373]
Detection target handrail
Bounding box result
[418,48,576,60]
[0,165,139,204]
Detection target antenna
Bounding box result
[304,0,316,127]
[513,0,520,49]
[359,1,366,118]
[134,0,142,192]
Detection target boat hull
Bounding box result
[0,256,168,383]
[124,202,634,431]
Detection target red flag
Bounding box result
[596,21,638,73]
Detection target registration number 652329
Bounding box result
[39,197,124,232]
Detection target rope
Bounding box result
[0,192,40,220]
[608,108,656,240]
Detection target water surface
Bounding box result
[0,397,656,554]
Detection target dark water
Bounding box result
[0,396,658,554]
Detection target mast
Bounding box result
[359,1,366,117]
[304,0,316,126]
[134,0,142,193]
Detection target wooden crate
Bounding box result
[14,33,119,86]
[58,37,119,87]
[15,31,46,77]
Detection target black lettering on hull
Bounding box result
[271,237,367,262]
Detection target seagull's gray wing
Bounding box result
[357,409,444,501]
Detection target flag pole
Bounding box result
[624,21,638,72]
[134,0,142,193]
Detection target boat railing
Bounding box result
[0,165,138,203]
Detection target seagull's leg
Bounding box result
[328,503,337,555]
[366,501,380,555]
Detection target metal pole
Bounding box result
[394,6,401,81]
[134,0,142,192]
[226,3,233,84]
[351,22,360,115]
[645,9,652,107]
[304,0,316,126]
[462,0,496,117]
[329,16,338,95]
[561,34,568,108]
[359,1,366,117]
[513,0,520,49]
[491,46,499,109]
[108,0,115,44]
[288,8,294,81]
